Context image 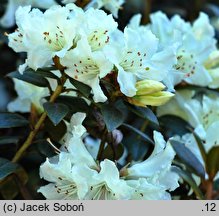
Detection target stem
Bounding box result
[97,128,108,161]
[206,180,213,200]
[97,140,105,161]
[12,74,67,163]
[142,0,152,24]
[137,120,149,140]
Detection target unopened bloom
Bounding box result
[127,79,174,107]
[204,50,219,88]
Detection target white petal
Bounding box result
[128,131,175,178]
[67,137,97,168]
[117,65,137,97]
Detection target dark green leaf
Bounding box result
[128,104,159,126]
[44,119,67,142]
[69,78,91,98]
[55,96,89,114]
[36,140,57,157]
[101,105,125,131]
[43,102,69,126]
[0,136,20,145]
[172,167,205,200]
[7,70,49,87]
[123,136,150,161]
[193,133,207,164]
[0,113,28,128]
[159,115,192,138]
[0,160,28,199]
[170,139,205,178]
[0,158,19,180]
[122,123,154,145]
[35,68,59,79]
[206,146,219,179]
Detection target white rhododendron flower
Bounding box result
[127,131,179,192]
[148,11,216,87]
[81,8,118,51]
[39,113,179,200]
[157,90,219,139]
[175,128,219,180]
[8,4,80,73]
[128,14,182,92]
[0,0,57,28]
[127,11,217,89]
[5,0,219,201]
[104,27,176,97]
[86,0,125,18]
[38,155,94,199]
[64,112,87,143]
[62,0,125,18]
[7,79,49,113]
[61,37,113,103]
[84,159,133,200]
[62,0,76,4]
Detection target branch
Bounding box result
[12,73,67,163]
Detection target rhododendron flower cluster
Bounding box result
[1,0,219,201]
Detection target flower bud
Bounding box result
[204,50,219,69]
[128,79,174,107]
[135,80,166,95]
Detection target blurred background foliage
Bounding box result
[0,0,219,200]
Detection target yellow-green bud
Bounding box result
[204,50,219,69]
[129,91,174,107]
[135,80,166,95]
[127,79,174,107]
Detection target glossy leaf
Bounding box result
[170,139,205,178]
[0,113,28,128]
[35,68,59,79]
[159,115,192,138]
[0,158,19,180]
[128,104,159,126]
[44,119,67,142]
[206,146,219,179]
[69,78,91,98]
[101,105,125,131]
[55,96,89,114]
[0,136,20,145]
[122,123,154,145]
[193,133,207,164]
[172,167,205,200]
[7,70,49,87]
[43,102,69,126]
